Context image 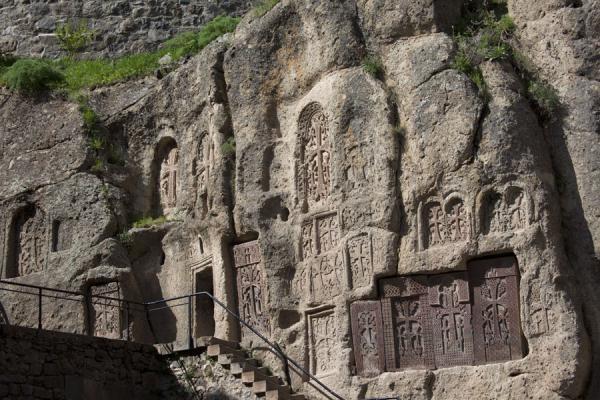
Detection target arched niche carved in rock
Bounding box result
[480,185,530,235]
[155,137,179,216]
[298,102,332,210]
[6,205,48,278]
[421,193,471,250]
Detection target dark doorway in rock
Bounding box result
[193,268,215,338]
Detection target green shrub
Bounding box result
[197,15,240,50]
[221,137,236,156]
[1,59,64,94]
[528,80,560,117]
[55,19,95,58]
[91,158,104,173]
[132,216,168,229]
[362,55,383,79]
[89,136,105,151]
[253,0,280,17]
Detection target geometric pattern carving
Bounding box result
[346,233,373,289]
[428,273,474,367]
[468,256,524,364]
[11,206,48,277]
[380,276,435,370]
[160,146,179,212]
[421,194,471,249]
[298,102,331,208]
[90,282,121,339]
[233,241,269,337]
[350,301,385,377]
[482,186,529,235]
[307,308,337,377]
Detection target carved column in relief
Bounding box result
[380,276,435,370]
[160,146,179,212]
[428,273,474,367]
[298,103,331,208]
[350,301,385,376]
[469,256,524,364]
[11,206,48,277]
[308,308,337,377]
[90,282,121,339]
[233,241,270,337]
[346,233,373,289]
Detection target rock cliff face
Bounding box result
[0,0,252,58]
[1,1,599,399]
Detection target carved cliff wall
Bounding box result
[0,0,599,399]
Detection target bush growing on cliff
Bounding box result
[362,56,384,79]
[1,59,64,94]
[55,19,95,58]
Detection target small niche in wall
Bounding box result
[51,219,74,252]
[5,205,48,278]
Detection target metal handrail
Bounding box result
[0,279,400,400]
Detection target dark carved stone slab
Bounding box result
[233,241,269,337]
[428,272,474,367]
[468,256,524,364]
[350,301,385,376]
[380,276,435,370]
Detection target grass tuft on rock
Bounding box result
[253,0,280,17]
[132,216,169,229]
[221,137,236,156]
[1,59,64,94]
[362,55,384,79]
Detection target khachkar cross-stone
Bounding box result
[160,147,179,210]
[233,241,270,338]
[351,301,385,376]
[299,103,331,206]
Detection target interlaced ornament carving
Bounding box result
[298,103,331,207]
[160,146,179,211]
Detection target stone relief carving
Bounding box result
[527,283,551,337]
[420,194,471,250]
[301,212,340,260]
[160,146,179,212]
[346,233,373,289]
[350,301,385,377]
[481,186,530,235]
[341,205,373,232]
[428,273,474,367]
[310,251,345,302]
[90,282,121,339]
[308,308,337,377]
[469,256,524,364]
[194,131,214,214]
[345,146,370,189]
[298,103,331,208]
[233,241,270,337]
[186,235,212,270]
[10,206,48,277]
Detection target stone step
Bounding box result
[253,379,280,394]
[195,336,240,349]
[289,395,306,400]
[265,386,291,400]
[207,344,246,358]
[231,358,260,375]
[241,368,276,385]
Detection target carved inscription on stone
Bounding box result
[310,251,345,302]
[298,103,331,207]
[381,276,435,370]
[421,194,471,249]
[160,146,179,211]
[351,301,385,376]
[469,256,524,364]
[308,308,337,377]
[428,273,474,367]
[347,233,373,289]
[482,186,530,235]
[90,282,121,339]
[11,206,48,277]
[233,241,269,337]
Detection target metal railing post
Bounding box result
[187,295,193,350]
[37,287,42,330]
[273,342,292,387]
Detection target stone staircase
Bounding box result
[161,337,307,400]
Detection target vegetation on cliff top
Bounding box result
[0,15,240,94]
[253,0,280,17]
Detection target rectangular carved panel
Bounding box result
[350,301,385,376]
[315,212,339,254]
[469,256,524,364]
[380,276,435,370]
[428,272,474,367]
[233,241,270,338]
[347,233,373,289]
[90,282,121,339]
[310,251,345,303]
[307,308,337,377]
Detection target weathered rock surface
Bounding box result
[1,1,599,399]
